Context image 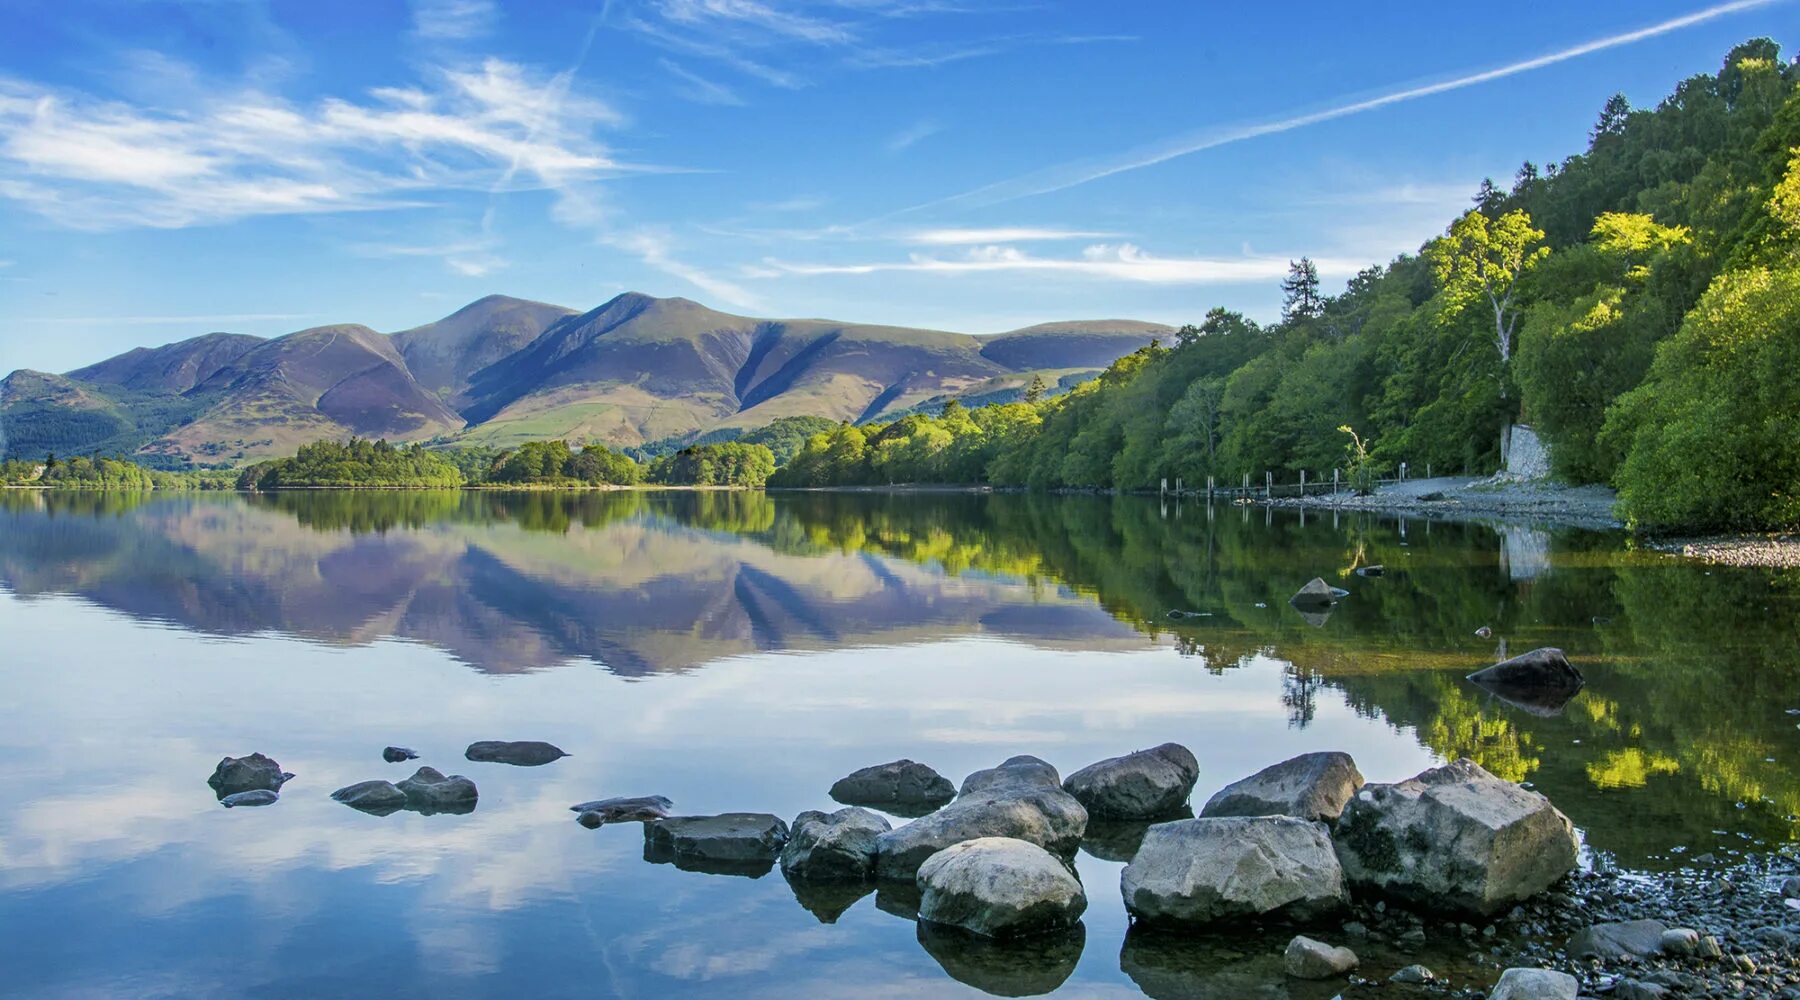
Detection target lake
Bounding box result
[0,489,1795,998]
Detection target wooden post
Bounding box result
[1299,470,1306,494]
[1207,475,1215,500]
[1426,463,1432,479]
[1160,477,1167,496]
[1333,468,1339,495]
[1265,471,1272,496]
[1176,478,1182,495]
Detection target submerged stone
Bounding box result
[332,779,408,814]
[569,795,673,824]
[207,753,292,797]
[219,789,279,808]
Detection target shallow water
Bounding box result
[0,489,1795,998]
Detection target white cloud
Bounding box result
[411,0,499,41]
[352,237,509,278]
[658,58,747,106]
[0,58,631,230]
[904,226,1118,245]
[762,242,1366,285]
[912,0,1779,212]
[608,227,761,308]
[884,119,940,152]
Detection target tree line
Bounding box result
[235,437,779,490]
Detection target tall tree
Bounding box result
[1427,209,1550,367]
[1281,258,1323,322]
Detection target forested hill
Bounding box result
[775,39,1800,533]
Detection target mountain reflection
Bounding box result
[1,488,1797,868]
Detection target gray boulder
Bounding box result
[875,758,1088,879]
[1290,578,1346,609]
[1391,964,1436,984]
[1061,743,1199,820]
[1121,816,1348,925]
[1660,928,1700,956]
[219,789,279,808]
[1488,968,1577,1000]
[464,740,567,766]
[332,779,408,814]
[829,760,955,816]
[1333,758,1577,916]
[396,766,478,814]
[207,753,292,796]
[1468,648,1585,717]
[1201,751,1363,823]
[916,837,1087,939]
[646,813,789,866]
[1567,919,1668,961]
[1283,935,1357,979]
[382,746,419,763]
[782,807,891,881]
[569,795,673,823]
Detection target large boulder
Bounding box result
[569,795,673,824]
[1201,751,1363,823]
[1121,816,1348,926]
[332,779,408,815]
[916,837,1087,938]
[1333,758,1578,917]
[1488,968,1578,1000]
[464,740,567,766]
[395,766,478,814]
[782,807,891,881]
[207,753,292,796]
[646,813,789,867]
[1468,648,1585,717]
[875,758,1088,879]
[829,760,956,816]
[1061,743,1199,820]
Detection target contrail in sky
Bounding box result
[902,0,1783,215]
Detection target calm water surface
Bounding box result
[0,490,1796,998]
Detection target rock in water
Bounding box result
[1061,743,1199,820]
[1566,919,1668,960]
[1200,751,1364,823]
[1391,965,1436,984]
[1488,968,1578,1000]
[829,759,956,815]
[207,753,292,796]
[1467,648,1585,716]
[1289,577,1346,609]
[1283,935,1358,979]
[332,780,408,814]
[219,789,279,808]
[395,766,478,814]
[646,813,789,866]
[916,837,1087,939]
[781,807,891,881]
[875,757,1088,879]
[568,795,673,823]
[382,746,419,763]
[1121,816,1347,925]
[1333,758,1577,917]
[1354,565,1384,577]
[464,741,568,766]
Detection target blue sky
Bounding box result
[0,0,1791,375]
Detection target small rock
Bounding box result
[1283,935,1357,979]
[568,795,673,823]
[1567,919,1668,960]
[1290,577,1346,609]
[331,779,408,814]
[207,753,292,796]
[829,759,955,815]
[782,807,891,881]
[1782,875,1800,899]
[396,766,478,814]
[1390,964,1435,984]
[1696,935,1723,959]
[916,837,1086,938]
[1613,980,1667,1000]
[1355,565,1384,577]
[576,810,604,829]
[1467,648,1585,716]
[219,789,279,808]
[647,813,789,866]
[1475,626,1494,638]
[1061,743,1200,820]
[463,740,567,766]
[1487,967,1577,1000]
[1201,751,1363,823]
[1734,953,1758,974]
[1659,927,1700,956]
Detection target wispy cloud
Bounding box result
[411,0,499,41]
[904,226,1118,245]
[0,58,633,230]
[884,119,941,152]
[911,0,1779,212]
[659,58,747,106]
[762,243,1364,285]
[351,237,509,277]
[846,32,1136,70]
[609,227,761,307]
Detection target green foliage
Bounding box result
[36,455,157,490]
[738,416,842,465]
[238,438,465,490]
[650,442,777,487]
[482,440,642,486]
[1340,426,1380,495]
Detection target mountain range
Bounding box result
[0,293,1169,466]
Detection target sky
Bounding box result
[0,0,1792,375]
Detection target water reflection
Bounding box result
[0,489,1797,997]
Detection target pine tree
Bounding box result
[1024,373,1047,403]
[1280,258,1323,322]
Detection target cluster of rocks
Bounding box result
[210,739,570,818]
